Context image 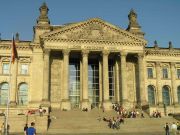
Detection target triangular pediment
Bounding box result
[41,18,147,44]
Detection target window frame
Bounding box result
[162,68,168,79]
[20,64,29,75]
[177,69,180,79]
[2,63,10,74]
[147,67,153,79]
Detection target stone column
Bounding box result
[81,50,90,109]
[99,58,103,108]
[61,49,71,110]
[120,51,128,107]
[171,62,178,105]
[138,53,147,106]
[42,49,50,106]
[102,50,111,110]
[115,57,120,103]
[10,59,18,106]
[156,62,163,106]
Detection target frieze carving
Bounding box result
[65,22,126,41]
[42,18,147,46]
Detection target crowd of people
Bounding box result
[102,116,124,129]
[112,103,144,118]
[151,110,161,118]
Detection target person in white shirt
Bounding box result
[171,122,177,135]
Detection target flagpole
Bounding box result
[5,34,14,135]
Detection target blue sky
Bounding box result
[0,0,180,48]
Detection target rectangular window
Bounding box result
[2,63,10,74]
[177,69,180,79]
[163,68,168,78]
[21,64,28,75]
[147,68,153,78]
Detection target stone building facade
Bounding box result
[0,3,180,115]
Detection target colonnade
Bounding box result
[43,49,146,110]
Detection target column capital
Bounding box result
[62,49,70,55]
[102,50,110,56]
[44,49,50,55]
[137,53,144,59]
[170,62,176,67]
[155,62,161,67]
[81,50,89,57]
[120,51,127,57]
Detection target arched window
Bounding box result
[162,86,170,106]
[18,83,28,105]
[177,86,180,104]
[0,82,9,105]
[147,85,155,105]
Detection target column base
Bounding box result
[9,101,17,107]
[140,100,148,106]
[158,102,164,107]
[81,99,90,110]
[174,102,180,107]
[41,99,50,107]
[103,100,112,111]
[122,99,132,109]
[61,99,71,111]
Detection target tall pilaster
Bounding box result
[42,49,50,106]
[120,51,128,107]
[10,59,18,106]
[138,53,147,106]
[61,49,71,110]
[102,50,111,110]
[171,62,178,105]
[81,50,90,109]
[156,62,163,106]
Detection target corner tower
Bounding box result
[33,2,51,43]
[126,9,145,38]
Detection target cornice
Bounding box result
[145,48,180,57]
[43,37,146,47]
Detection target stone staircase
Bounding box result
[47,108,177,134]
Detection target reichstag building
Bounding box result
[0,3,180,115]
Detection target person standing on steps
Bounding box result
[24,124,28,135]
[164,122,170,135]
[27,122,36,135]
[171,122,177,135]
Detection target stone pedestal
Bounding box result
[61,99,71,110]
[81,99,90,110]
[103,100,112,111]
[9,101,17,107]
[122,99,131,109]
[41,100,50,107]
